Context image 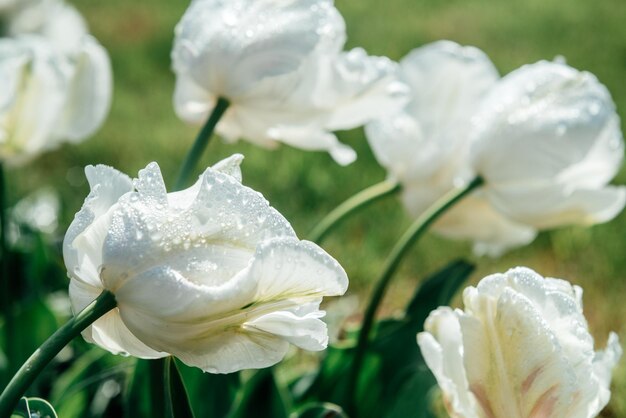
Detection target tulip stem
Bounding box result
[346,176,484,415]
[0,291,117,417]
[0,163,8,317]
[174,97,230,191]
[0,163,12,388]
[308,179,401,243]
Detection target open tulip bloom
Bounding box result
[366,40,625,256]
[172,0,408,165]
[63,155,348,373]
[418,267,622,418]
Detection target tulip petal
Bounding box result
[589,333,623,417]
[64,164,133,287]
[460,288,577,418]
[55,36,112,142]
[246,305,328,351]
[487,184,626,228]
[322,48,410,131]
[433,195,538,257]
[246,237,348,301]
[101,162,295,291]
[418,307,479,418]
[471,61,623,187]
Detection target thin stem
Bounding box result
[174,97,230,191]
[0,163,8,317]
[346,176,484,415]
[308,180,401,244]
[0,291,117,417]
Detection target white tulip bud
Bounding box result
[418,267,622,418]
[172,0,408,165]
[63,155,348,374]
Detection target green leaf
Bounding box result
[228,368,290,418]
[125,359,155,418]
[165,358,195,418]
[292,402,348,418]
[176,362,240,418]
[10,397,30,418]
[296,260,474,418]
[11,397,58,418]
[23,397,59,418]
[405,259,474,322]
[6,299,58,379]
[49,348,107,405]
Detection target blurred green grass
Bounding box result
[8,0,626,415]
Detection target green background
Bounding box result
[7,0,626,415]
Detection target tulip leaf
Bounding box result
[228,368,290,418]
[11,397,58,418]
[125,359,159,418]
[165,358,195,418]
[296,260,473,418]
[405,259,474,322]
[176,362,240,418]
[292,402,348,418]
[10,398,30,418]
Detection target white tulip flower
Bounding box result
[0,35,111,166]
[471,61,626,229]
[418,267,622,418]
[172,0,408,165]
[63,155,348,373]
[366,41,536,256]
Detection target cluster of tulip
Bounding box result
[0,0,623,417]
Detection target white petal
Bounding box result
[588,333,622,417]
[418,307,479,418]
[173,0,345,98]
[460,287,579,418]
[0,37,68,165]
[63,164,132,288]
[173,74,218,125]
[487,183,626,228]
[433,195,538,257]
[397,40,499,140]
[321,48,410,130]
[55,36,112,142]
[245,305,328,351]
[211,153,244,182]
[100,162,295,291]
[87,310,167,359]
[246,237,348,301]
[471,60,623,190]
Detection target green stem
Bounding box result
[0,163,8,317]
[346,176,484,415]
[0,291,117,417]
[174,97,230,191]
[308,180,401,243]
